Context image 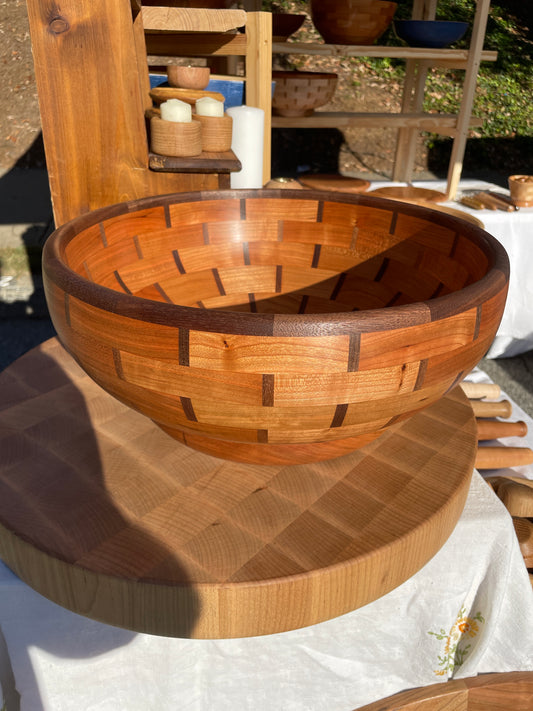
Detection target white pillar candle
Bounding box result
[195,96,224,117]
[226,105,264,189]
[160,99,192,123]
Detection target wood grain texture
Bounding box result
[355,672,533,710]
[42,190,509,464]
[0,339,476,638]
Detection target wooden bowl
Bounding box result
[272,71,338,117]
[42,190,509,465]
[310,0,398,45]
[192,113,233,152]
[150,115,202,157]
[167,65,211,90]
[272,12,306,41]
[508,175,533,207]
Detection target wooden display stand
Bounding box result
[25,2,272,226]
[270,0,495,200]
[0,338,477,639]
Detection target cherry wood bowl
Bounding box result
[310,0,398,45]
[42,190,509,465]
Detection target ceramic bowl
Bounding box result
[42,190,509,465]
[393,20,468,48]
[271,71,338,117]
[310,0,397,45]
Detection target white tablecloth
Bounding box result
[0,375,532,710]
[370,179,533,359]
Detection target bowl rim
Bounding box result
[43,189,509,338]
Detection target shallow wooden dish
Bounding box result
[310,0,397,45]
[42,189,509,465]
[272,71,338,117]
[298,173,370,193]
[369,186,447,203]
[0,339,477,638]
[150,86,225,106]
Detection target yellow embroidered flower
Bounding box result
[457,618,479,637]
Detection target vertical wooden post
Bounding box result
[245,11,272,186]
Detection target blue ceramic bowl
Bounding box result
[393,20,468,48]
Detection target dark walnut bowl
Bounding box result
[43,190,509,465]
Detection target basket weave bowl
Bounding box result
[272,71,338,117]
[310,0,397,45]
[42,190,509,465]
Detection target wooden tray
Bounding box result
[297,173,370,193]
[0,338,477,639]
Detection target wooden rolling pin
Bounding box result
[476,419,528,440]
[476,446,533,470]
[512,517,533,567]
[470,399,513,418]
[461,382,501,400]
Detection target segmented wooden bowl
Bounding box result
[272,71,338,117]
[42,190,509,465]
[310,0,398,45]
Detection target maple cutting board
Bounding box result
[0,338,477,638]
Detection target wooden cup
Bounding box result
[193,113,233,152]
[150,115,202,157]
[508,175,533,207]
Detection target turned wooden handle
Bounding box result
[461,382,501,400]
[476,446,533,469]
[513,517,533,566]
[476,419,528,440]
[470,399,513,418]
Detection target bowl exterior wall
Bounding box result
[43,191,509,464]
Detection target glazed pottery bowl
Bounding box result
[272,71,338,117]
[310,0,397,45]
[42,190,509,465]
[393,20,468,48]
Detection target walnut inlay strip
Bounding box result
[180,396,198,422]
[249,294,257,313]
[164,203,171,228]
[172,249,186,274]
[240,198,246,221]
[311,244,321,268]
[347,332,360,372]
[330,403,348,428]
[99,222,108,247]
[153,283,173,304]
[133,235,143,259]
[212,268,226,296]
[275,265,282,293]
[243,243,251,266]
[414,359,428,391]
[179,328,189,366]
[262,374,275,407]
[114,271,132,294]
[298,295,309,314]
[257,429,268,443]
[202,223,210,245]
[374,258,389,282]
[317,200,324,223]
[330,273,346,301]
[473,304,482,340]
[112,348,124,379]
[389,211,398,235]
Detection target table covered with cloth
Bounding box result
[369,179,533,359]
[0,375,531,710]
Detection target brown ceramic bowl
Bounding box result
[42,190,509,465]
[272,70,338,117]
[310,0,397,45]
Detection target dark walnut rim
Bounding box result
[43,189,510,338]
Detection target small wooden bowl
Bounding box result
[150,115,202,157]
[272,71,338,117]
[167,65,211,90]
[42,191,509,465]
[272,12,306,41]
[193,113,232,152]
[508,175,533,207]
[310,0,398,45]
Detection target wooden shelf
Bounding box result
[272,41,497,67]
[0,338,477,639]
[272,111,484,134]
[149,149,241,174]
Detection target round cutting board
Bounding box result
[0,338,476,639]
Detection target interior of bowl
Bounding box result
[55,191,501,318]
